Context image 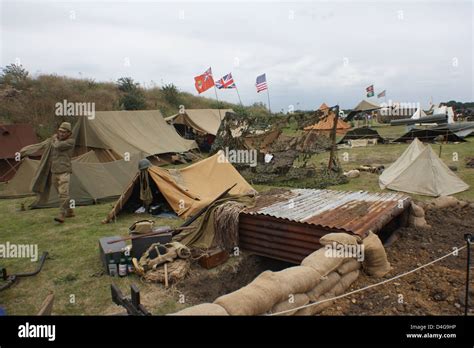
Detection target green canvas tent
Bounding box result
[165,109,234,136]
[73,110,198,158]
[379,138,469,196]
[0,151,140,207]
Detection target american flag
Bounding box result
[256,74,267,93]
[215,73,236,89]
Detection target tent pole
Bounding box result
[328,105,340,171]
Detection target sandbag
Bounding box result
[306,271,340,301]
[333,270,360,295]
[271,293,309,316]
[170,303,229,316]
[295,290,336,316]
[408,215,431,229]
[301,248,346,276]
[410,202,425,218]
[337,259,361,275]
[362,231,391,277]
[214,271,284,315]
[319,232,361,246]
[273,266,322,295]
[431,196,459,209]
[344,169,360,178]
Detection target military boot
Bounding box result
[54,213,65,223]
[65,209,75,218]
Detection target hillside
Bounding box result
[0,64,252,139]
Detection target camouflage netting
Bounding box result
[210,111,278,154]
[268,130,332,154]
[211,110,346,188]
[285,111,320,130]
[245,168,347,188]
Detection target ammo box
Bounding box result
[99,236,127,272]
[130,232,172,259]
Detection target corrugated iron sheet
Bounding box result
[239,189,411,264]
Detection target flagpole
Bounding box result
[213,85,223,121]
[235,85,243,106]
[266,87,272,114]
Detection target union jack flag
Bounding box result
[215,73,236,89]
[256,74,267,93]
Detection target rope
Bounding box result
[268,245,467,316]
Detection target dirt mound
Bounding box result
[322,204,474,315]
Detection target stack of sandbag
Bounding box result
[361,231,391,277]
[408,202,430,229]
[213,265,321,315]
[295,258,361,315]
[270,232,363,316]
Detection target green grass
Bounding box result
[1,135,473,315]
[0,198,183,315]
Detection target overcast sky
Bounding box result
[0,0,472,112]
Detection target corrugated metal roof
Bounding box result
[244,188,411,236]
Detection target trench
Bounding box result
[175,254,292,305]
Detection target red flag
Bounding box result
[194,67,215,94]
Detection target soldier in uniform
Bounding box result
[51,122,75,223]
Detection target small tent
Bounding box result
[338,127,385,144]
[345,99,381,121]
[393,128,464,143]
[353,99,380,112]
[379,138,469,196]
[0,157,39,198]
[304,113,350,134]
[0,151,140,206]
[165,109,234,136]
[318,103,330,111]
[410,108,427,120]
[103,151,256,223]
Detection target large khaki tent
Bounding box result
[379,138,469,196]
[0,151,140,206]
[73,110,197,158]
[165,109,234,136]
[104,151,256,223]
